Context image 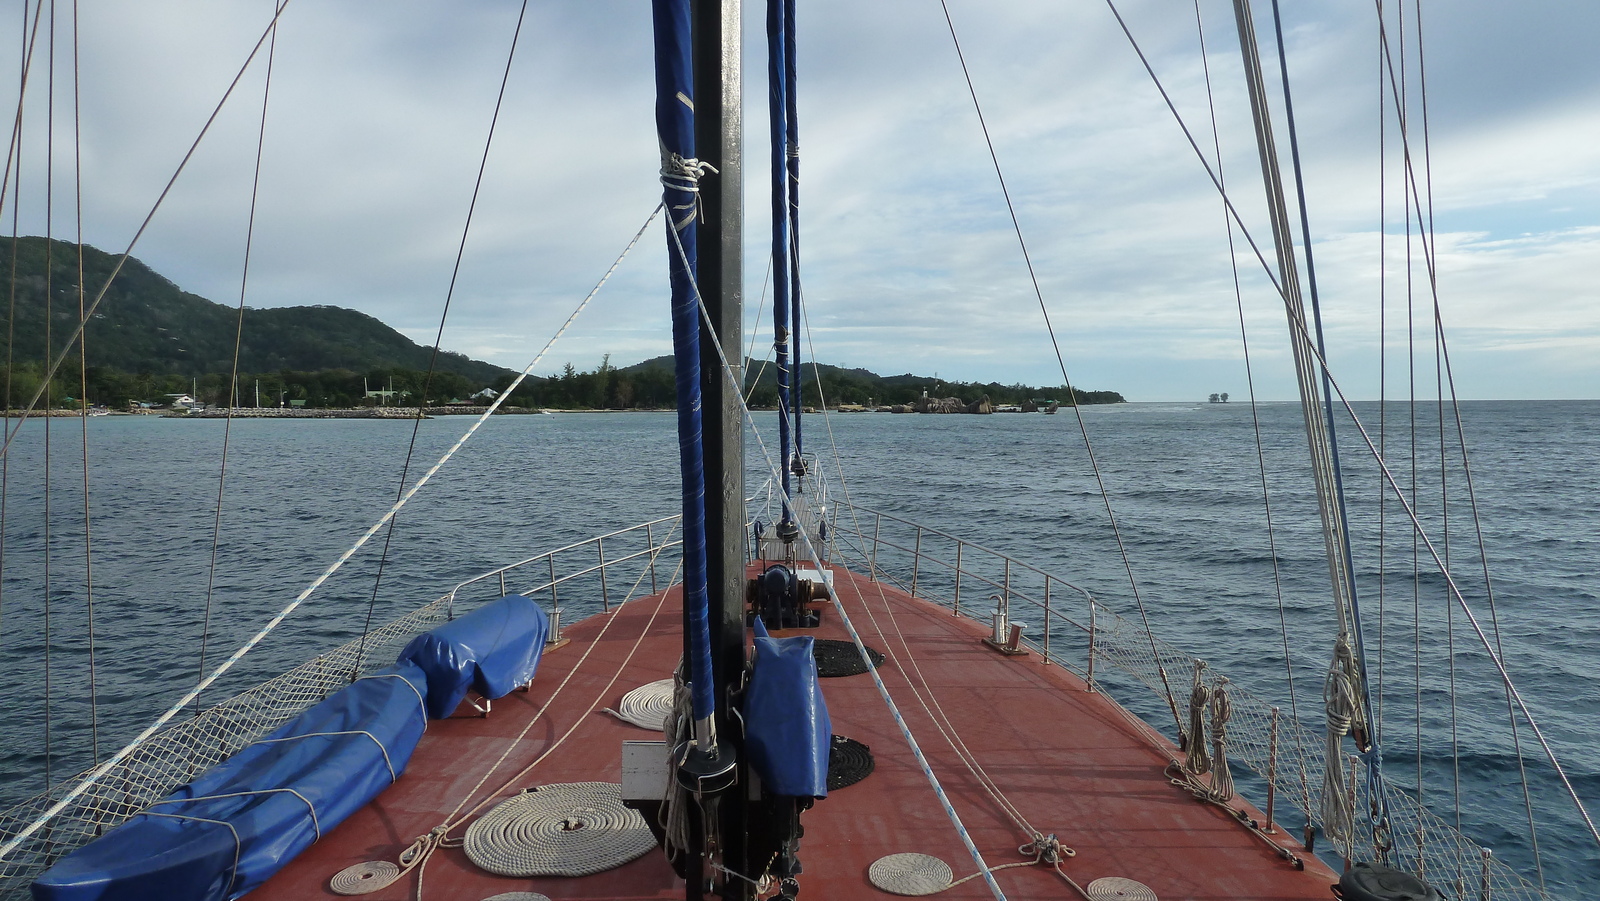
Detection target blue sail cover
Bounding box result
[396,594,550,719]
[743,619,831,797]
[651,0,716,725]
[32,662,429,901]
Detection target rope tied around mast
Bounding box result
[660,152,718,229]
[1322,633,1367,847]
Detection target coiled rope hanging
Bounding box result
[1322,634,1365,847]
[1207,677,1236,803]
[1181,661,1212,777]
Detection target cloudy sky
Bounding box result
[3,0,1598,401]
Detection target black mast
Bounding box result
[692,0,747,895]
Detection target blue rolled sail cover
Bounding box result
[743,619,831,798]
[396,594,549,719]
[32,662,429,901]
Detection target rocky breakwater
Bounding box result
[911,394,993,414]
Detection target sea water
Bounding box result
[0,402,1594,893]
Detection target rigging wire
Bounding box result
[1,0,45,710]
[939,0,1184,739]
[663,218,1010,901]
[0,204,663,867]
[788,286,1050,845]
[1095,0,1596,861]
[1435,291,1546,888]
[1371,1,1547,879]
[1374,0,1387,756]
[70,0,96,763]
[0,0,295,463]
[354,0,532,674]
[1192,0,1312,824]
[742,251,772,381]
[198,0,283,713]
[1410,0,1459,856]
[1265,6,1370,728]
[1423,0,1535,878]
[0,0,45,227]
[1260,282,1600,854]
[43,0,56,792]
[1400,1,1424,849]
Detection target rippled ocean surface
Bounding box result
[0,402,1595,893]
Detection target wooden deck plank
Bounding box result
[252,564,1337,900]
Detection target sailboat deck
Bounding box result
[255,563,1337,900]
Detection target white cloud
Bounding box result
[1,0,1596,400]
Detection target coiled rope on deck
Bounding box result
[325,525,683,899]
[463,782,655,877]
[602,678,674,731]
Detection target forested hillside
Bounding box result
[0,237,508,377]
[0,236,1121,409]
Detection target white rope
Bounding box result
[660,153,718,229]
[791,267,1062,859]
[150,787,321,840]
[659,672,693,866]
[252,730,400,783]
[0,206,661,867]
[1182,662,1212,778]
[355,671,430,726]
[366,549,684,899]
[1322,634,1363,848]
[602,678,674,731]
[868,852,953,896]
[462,782,654,877]
[1207,677,1236,804]
[328,859,401,895]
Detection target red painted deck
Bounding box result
[254,564,1337,900]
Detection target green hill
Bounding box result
[0,236,511,382]
[621,354,1123,407]
[0,237,1120,410]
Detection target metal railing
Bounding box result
[0,514,688,900]
[826,502,1100,674]
[446,514,685,623]
[824,498,1553,901]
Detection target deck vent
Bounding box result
[827,735,875,790]
[812,639,884,677]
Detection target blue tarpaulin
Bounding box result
[396,594,549,719]
[32,662,429,901]
[744,619,831,798]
